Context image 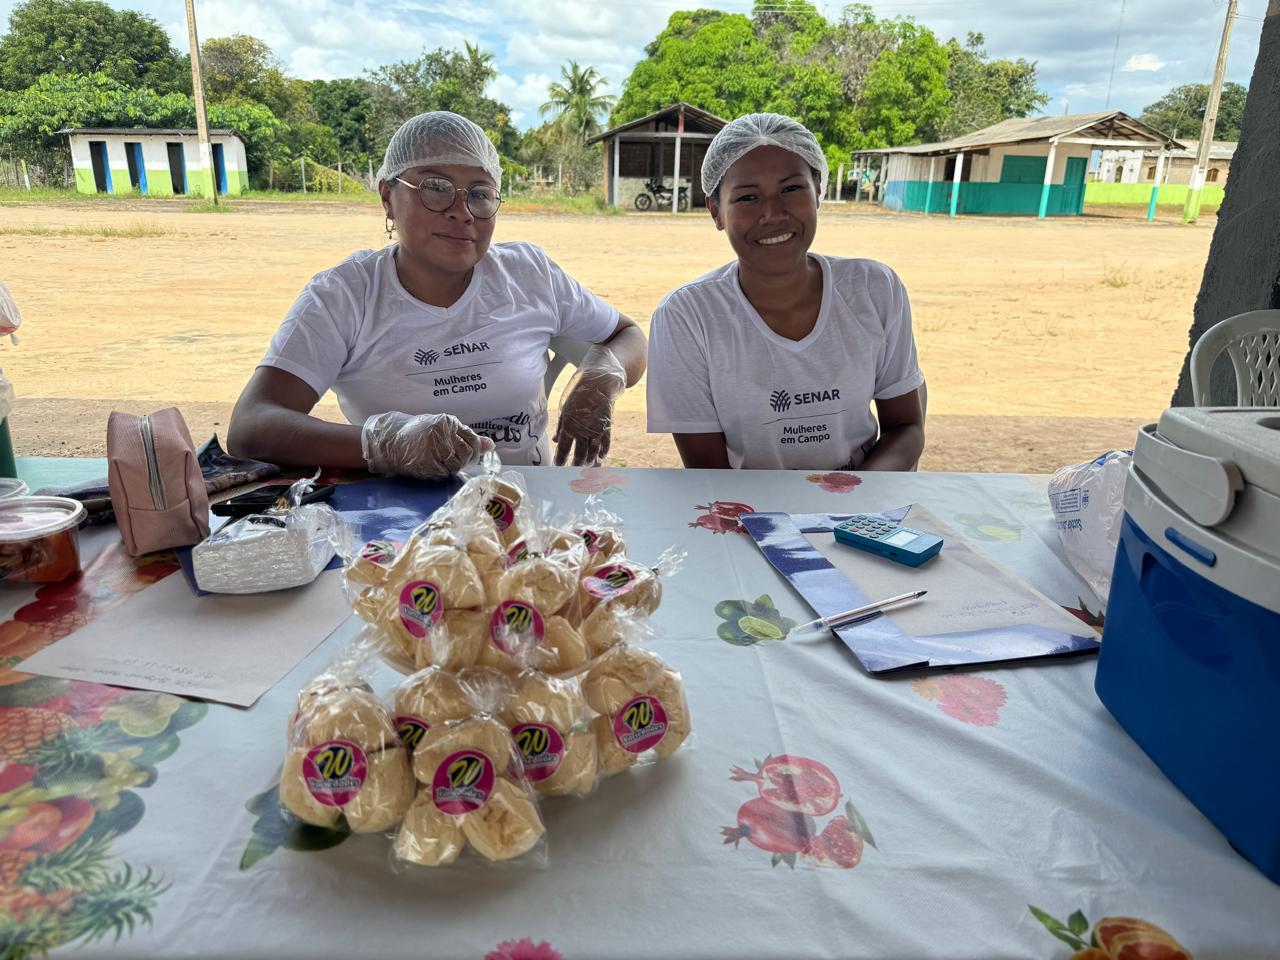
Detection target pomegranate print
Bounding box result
[1029,906,1192,960]
[806,472,862,494]
[723,754,876,870]
[721,797,816,856]
[729,754,840,816]
[804,816,864,869]
[689,501,756,535]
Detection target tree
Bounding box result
[518,121,602,193]
[925,32,1047,141]
[200,34,311,124]
[541,61,615,140]
[0,0,184,92]
[366,44,518,159]
[1140,82,1248,141]
[612,11,782,123]
[309,78,376,159]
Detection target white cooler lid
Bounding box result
[1156,408,1280,499]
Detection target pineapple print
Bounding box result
[0,849,36,885]
[0,707,75,763]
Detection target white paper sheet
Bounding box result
[805,504,1088,637]
[20,569,352,707]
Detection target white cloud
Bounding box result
[1121,53,1167,72]
[488,71,554,127]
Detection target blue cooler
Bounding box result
[1096,408,1280,882]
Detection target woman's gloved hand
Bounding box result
[361,411,493,478]
[553,345,627,466]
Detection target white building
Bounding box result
[63,128,249,197]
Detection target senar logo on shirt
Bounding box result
[444,340,490,357]
[769,387,840,413]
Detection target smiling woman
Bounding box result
[646,113,926,472]
[227,111,646,475]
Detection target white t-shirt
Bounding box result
[261,242,619,465]
[646,255,924,470]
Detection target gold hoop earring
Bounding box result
[385,216,394,240]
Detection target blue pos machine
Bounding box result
[1096,407,1280,882]
[833,514,943,567]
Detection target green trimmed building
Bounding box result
[857,112,1181,218]
[63,128,249,197]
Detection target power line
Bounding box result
[1104,0,1126,110]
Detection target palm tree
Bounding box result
[541,61,616,141]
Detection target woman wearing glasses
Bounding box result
[228,111,645,476]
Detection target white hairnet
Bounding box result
[702,113,828,200]
[377,111,502,186]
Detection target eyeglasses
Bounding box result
[394,176,502,219]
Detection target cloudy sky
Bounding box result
[0,0,1269,129]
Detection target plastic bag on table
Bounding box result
[573,546,686,654]
[278,656,414,835]
[572,496,627,564]
[0,279,21,344]
[457,450,527,548]
[580,615,692,778]
[192,475,356,594]
[392,661,547,869]
[1047,450,1132,608]
[0,371,13,423]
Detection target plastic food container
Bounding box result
[0,478,29,500]
[0,496,87,583]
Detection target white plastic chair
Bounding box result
[1190,309,1280,407]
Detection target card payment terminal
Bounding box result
[833,514,943,567]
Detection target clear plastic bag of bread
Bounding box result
[581,615,693,778]
[573,496,627,566]
[278,653,413,835]
[574,546,686,656]
[490,628,598,798]
[347,507,492,674]
[391,654,548,869]
[479,505,592,675]
[456,450,528,550]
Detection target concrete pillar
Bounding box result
[950,152,964,218]
[1038,141,1058,218]
[1172,0,1280,405]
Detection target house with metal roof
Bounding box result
[856,112,1182,218]
[62,128,248,197]
[586,103,729,211]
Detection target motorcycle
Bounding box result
[634,177,690,212]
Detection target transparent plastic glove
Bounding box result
[362,411,493,478]
[554,345,627,467]
[0,280,21,344]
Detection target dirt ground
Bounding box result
[0,198,1214,473]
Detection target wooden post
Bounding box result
[368,158,374,187]
[268,160,274,190]
[837,163,845,202]
[338,161,343,193]
[878,159,888,203]
[300,156,306,193]
[1038,141,1058,218]
[950,152,964,218]
[20,159,30,191]
[923,157,937,215]
[672,105,684,214]
[613,136,621,208]
[184,0,217,204]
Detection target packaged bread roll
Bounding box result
[503,671,598,798]
[342,746,414,833]
[346,539,401,588]
[461,777,545,860]
[392,666,475,753]
[394,791,465,867]
[583,646,693,776]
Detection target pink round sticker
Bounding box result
[432,750,496,814]
[394,714,429,751]
[512,723,565,781]
[489,600,546,654]
[360,539,400,565]
[576,528,600,555]
[399,580,443,639]
[612,695,669,754]
[302,740,368,807]
[486,495,516,531]
[506,539,530,566]
[583,564,640,600]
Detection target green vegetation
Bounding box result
[1140,82,1247,141]
[0,221,170,237]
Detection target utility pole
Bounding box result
[184,0,217,205]
[1183,0,1237,224]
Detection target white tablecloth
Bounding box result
[4,466,1277,960]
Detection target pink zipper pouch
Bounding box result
[107,408,210,557]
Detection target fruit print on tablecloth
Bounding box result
[484,938,564,960]
[953,511,1023,542]
[568,467,627,496]
[714,595,798,646]
[0,542,204,957]
[911,674,1008,727]
[1029,905,1192,959]
[721,754,876,870]
[805,472,862,494]
[689,501,755,535]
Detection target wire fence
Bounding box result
[0,150,69,189]
[261,156,376,194]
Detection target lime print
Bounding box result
[722,754,875,871]
[715,595,798,646]
[1028,905,1192,959]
